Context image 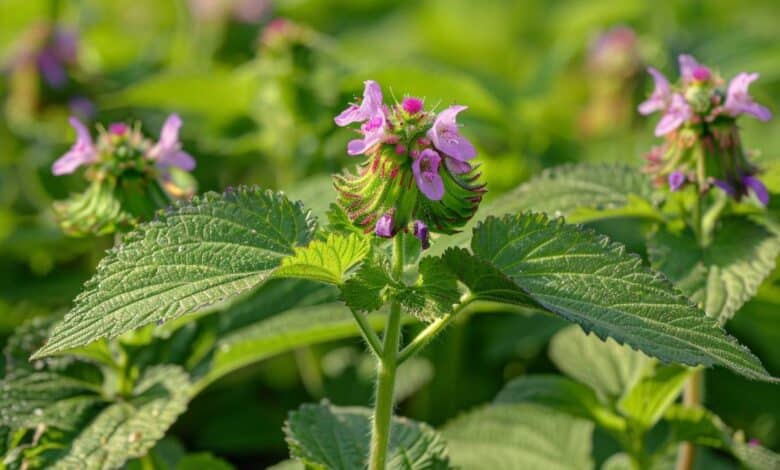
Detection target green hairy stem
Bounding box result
[368,235,406,470]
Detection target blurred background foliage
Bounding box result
[1,0,779,467]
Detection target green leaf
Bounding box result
[284,401,450,469]
[176,453,235,470]
[441,403,594,470]
[494,375,626,432]
[33,187,316,358]
[548,325,649,402]
[339,256,394,314]
[274,232,371,285]
[52,365,192,469]
[486,164,660,223]
[664,405,780,470]
[617,364,691,429]
[399,257,461,321]
[464,214,775,382]
[648,216,780,323]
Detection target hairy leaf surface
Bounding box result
[274,232,371,285]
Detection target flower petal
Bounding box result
[638,67,671,115]
[413,149,444,200]
[428,105,476,161]
[743,175,769,205]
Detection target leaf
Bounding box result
[664,405,780,470]
[33,187,316,358]
[647,216,780,323]
[548,325,649,402]
[176,453,235,470]
[465,214,775,382]
[284,401,450,470]
[494,375,626,432]
[617,364,691,429]
[274,232,371,285]
[399,257,462,321]
[441,403,594,470]
[52,365,192,469]
[485,164,660,223]
[339,256,394,314]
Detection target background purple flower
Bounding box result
[413,220,430,249]
[375,213,394,237]
[427,105,476,162]
[743,175,769,205]
[149,114,196,171]
[724,73,772,121]
[655,93,692,136]
[412,149,444,200]
[668,171,686,191]
[52,117,97,175]
[638,67,671,115]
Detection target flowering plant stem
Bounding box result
[369,234,406,470]
[677,370,704,470]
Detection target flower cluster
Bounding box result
[333,80,484,248]
[52,114,197,236]
[639,54,772,204]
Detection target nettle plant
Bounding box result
[2,63,779,470]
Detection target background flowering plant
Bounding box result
[1,1,780,469]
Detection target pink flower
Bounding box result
[52,117,97,175]
[402,97,424,114]
[638,67,671,115]
[427,105,476,162]
[334,80,384,126]
[655,94,692,136]
[148,114,196,171]
[678,54,711,83]
[723,73,772,121]
[412,149,444,200]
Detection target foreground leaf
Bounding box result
[441,403,593,470]
[455,214,775,382]
[399,257,462,321]
[648,216,780,324]
[274,232,371,285]
[34,187,316,358]
[284,401,450,469]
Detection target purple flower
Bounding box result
[375,213,394,237]
[668,171,686,191]
[52,117,97,175]
[148,114,196,171]
[638,67,671,115]
[402,97,424,114]
[723,73,772,121]
[445,158,472,174]
[109,123,129,136]
[743,175,769,205]
[37,49,67,88]
[713,179,737,197]
[334,80,384,126]
[346,114,387,156]
[413,220,430,249]
[679,54,711,83]
[412,149,444,201]
[68,97,95,120]
[427,105,476,162]
[655,93,692,136]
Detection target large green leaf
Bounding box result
[648,216,780,324]
[33,187,316,358]
[441,403,594,470]
[450,214,775,382]
[399,257,462,321]
[274,232,371,285]
[548,325,649,402]
[483,164,660,223]
[284,401,450,469]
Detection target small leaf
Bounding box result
[33,187,316,358]
[399,257,461,321]
[467,214,775,382]
[494,375,626,432]
[648,216,780,323]
[548,325,649,402]
[339,256,394,314]
[284,401,450,470]
[274,232,371,285]
[442,403,594,470]
[617,364,692,429]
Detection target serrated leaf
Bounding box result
[339,256,394,314]
[33,187,316,358]
[664,405,780,470]
[284,401,450,470]
[487,164,660,223]
[441,403,593,470]
[399,257,461,321]
[494,375,626,432]
[548,325,649,402]
[467,214,775,382]
[274,232,371,285]
[617,364,691,429]
[648,216,780,324]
